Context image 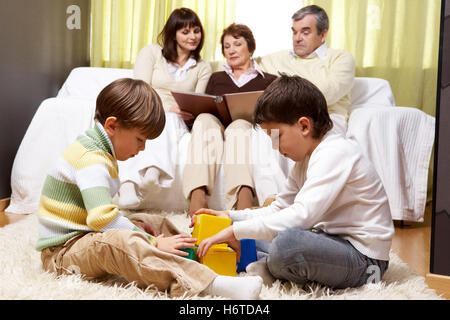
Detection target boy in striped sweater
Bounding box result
[36,78,262,299]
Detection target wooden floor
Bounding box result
[0,211,27,228]
[0,200,447,298]
[391,203,432,277]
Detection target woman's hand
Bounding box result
[196,226,241,262]
[189,208,231,228]
[168,105,194,121]
[155,234,197,256]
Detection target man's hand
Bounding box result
[155,234,197,256]
[196,226,241,262]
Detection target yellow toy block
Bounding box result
[192,214,232,246]
[200,245,236,277]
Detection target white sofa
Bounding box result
[6,67,435,222]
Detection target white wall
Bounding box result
[235,0,303,57]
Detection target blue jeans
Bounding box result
[258,228,389,289]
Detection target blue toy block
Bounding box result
[237,239,257,272]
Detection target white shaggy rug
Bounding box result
[0,212,443,300]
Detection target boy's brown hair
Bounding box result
[95,78,165,139]
[253,74,333,139]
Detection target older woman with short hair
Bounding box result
[184,23,277,216]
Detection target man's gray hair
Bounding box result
[292,5,329,35]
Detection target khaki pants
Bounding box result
[41,215,217,297]
[183,113,254,209]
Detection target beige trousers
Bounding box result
[40,215,217,297]
[183,113,254,209]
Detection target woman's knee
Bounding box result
[224,119,252,139]
[225,119,252,131]
[193,113,222,130]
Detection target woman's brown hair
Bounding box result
[220,23,256,56]
[158,8,205,63]
[95,78,166,140]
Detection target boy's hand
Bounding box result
[132,220,159,237]
[196,226,241,262]
[189,208,231,228]
[155,234,197,256]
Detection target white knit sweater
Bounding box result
[231,133,394,261]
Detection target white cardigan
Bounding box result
[231,132,395,261]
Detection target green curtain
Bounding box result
[90,0,236,69]
[304,0,441,116]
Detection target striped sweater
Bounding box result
[36,122,156,251]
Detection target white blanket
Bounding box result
[7,97,96,214]
[347,106,435,222]
[6,67,435,222]
[115,113,225,212]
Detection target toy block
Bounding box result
[192,214,232,246]
[237,239,257,272]
[199,244,237,277]
[179,247,197,260]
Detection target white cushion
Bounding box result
[350,77,395,112]
[58,67,395,110]
[57,67,133,100]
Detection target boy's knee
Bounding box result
[270,228,313,253]
[267,228,312,279]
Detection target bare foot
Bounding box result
[188,187,208,217]
[235,186,254,210]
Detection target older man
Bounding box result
[257,5,355,134]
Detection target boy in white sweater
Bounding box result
[194,75,395,289]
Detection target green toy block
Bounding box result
[180,247,198,260]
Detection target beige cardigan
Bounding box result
[133,44,212,111]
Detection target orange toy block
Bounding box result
[199,245,237,277]
[192,214,232,246]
